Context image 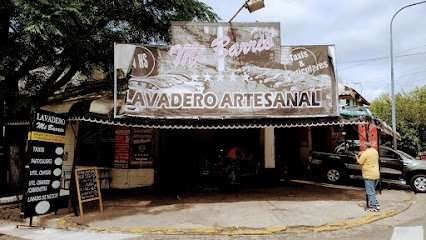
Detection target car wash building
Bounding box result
[3,22,398,198]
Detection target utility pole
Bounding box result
[389,1,426,149]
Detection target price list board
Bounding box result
[75,167,103,216]
[22,110,66,218]
[131,128,154,167]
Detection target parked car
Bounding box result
[309,143,426,193]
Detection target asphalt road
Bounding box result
[127,192,426,240]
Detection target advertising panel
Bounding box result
[22,110,66,218]
[114,22,337,118]
[114,127,130,168]
[131,128,154,168]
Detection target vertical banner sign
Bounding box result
[114,127,130,168]
[358,124,378,151]
[368,125,378,150]
[114,22,338,118]
[131,128,153,168]
[22,110,66,218]
[358,124,367,151]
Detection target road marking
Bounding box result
[290,180,363,191]
[0,224,135,240]
[391,226,424,240]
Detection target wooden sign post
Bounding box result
[75,167,103,217]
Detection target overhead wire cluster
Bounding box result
[338,43,426,96]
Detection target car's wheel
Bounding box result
[325,167,344,183]
[410,174,426,193]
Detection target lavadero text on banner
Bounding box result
[114,22,338,118]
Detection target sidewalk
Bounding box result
[38,180,414,235]
[0,224,134,240]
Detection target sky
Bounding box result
[200,0,426,101]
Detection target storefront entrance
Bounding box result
[157,129,262,192]
[275,128,310,179]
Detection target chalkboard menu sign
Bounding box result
[22,110,66,218]
[76,168,99,200]
[75,167,103,216]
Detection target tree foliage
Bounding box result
[370,87,426,156]
[0,0,218,118]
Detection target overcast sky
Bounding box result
[200,0,426,101]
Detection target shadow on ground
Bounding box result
[44,181,366,226]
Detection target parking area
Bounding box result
[35,180,414,235]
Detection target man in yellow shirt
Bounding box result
[356,143,380,212]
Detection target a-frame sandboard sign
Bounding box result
[74,167,103,217]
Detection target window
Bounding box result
[379,148,398,159]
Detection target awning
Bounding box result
[68,115,367,129]
[4,121,30,126]
[379,120,401,139]
[38,94,400,139]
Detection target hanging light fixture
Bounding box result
[246,0,265,13]
[228,0,265,23]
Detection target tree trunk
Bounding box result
[0,0,14,45]
[36,64,79,106]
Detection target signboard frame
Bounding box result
[131,128,154,168]
[21,109,67,220]
[113,22,339,119]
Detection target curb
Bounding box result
[0,195,22,205]
[54,192,415,236]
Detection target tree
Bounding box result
[370,87,426,157]
[0,0,219,118]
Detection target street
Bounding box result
[1,1,425,239]
[128,192,426,240]
[0,183,425,240]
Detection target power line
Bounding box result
[396,78,426,87]
[338,43,426,72]
[403,44,426,52]
[339,52,426,71]
[359,63,426,81]
[340,43,426,64]
[342,67,426,84]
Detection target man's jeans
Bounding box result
[364,179,379,208]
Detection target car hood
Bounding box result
[403,159,426,169]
